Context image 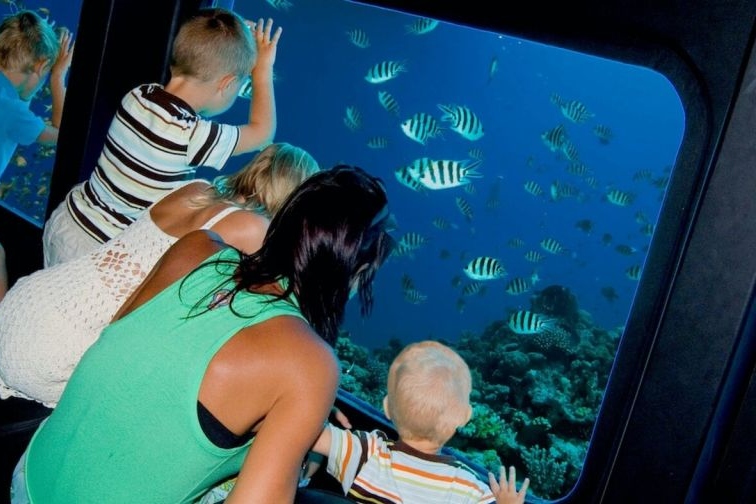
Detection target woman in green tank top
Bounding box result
[13,165,395,504]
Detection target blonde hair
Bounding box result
[170,8,254,82]
[386,341,472,447]
[194,143,320,217]
[0,10,58,72]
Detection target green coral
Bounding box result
[521,445,567,499]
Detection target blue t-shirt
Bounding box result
[0,72,46,177]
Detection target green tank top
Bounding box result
[25,247,305,503]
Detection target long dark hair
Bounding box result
[183,165,395,345]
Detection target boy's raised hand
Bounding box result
[50,28,74,81]
[249,18,282,76]
[489,466,530,504]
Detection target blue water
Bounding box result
[1,0,684,347]
[222,0,684,349]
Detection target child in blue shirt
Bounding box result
[0,9,73,177]
[0,10,73,298]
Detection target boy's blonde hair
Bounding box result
[0,10,58,72]
[385,341,473,447]
[170,8,254,82]
[194,143,320,217]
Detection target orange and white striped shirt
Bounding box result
[326,426,495,503]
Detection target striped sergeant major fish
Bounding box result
[462,281,486,297]
[389,242,415,258]
[640,222,655,236]
[524,250,545,263]
[343,106,362,131]
[406,17,439,35]
[365,60,406,83]
[432,217,456,230]
[238,71,279,100]
[626,264,642,280]
[401,273,415,291]
[455,196,473,221]
[403,288,428,304]
[367,136,388,149]
[468,147,484,160]
[398,231,428,250]
[346,28,370,48]
[238,78,253,100]
[605,188,634,206]
[550,180,582,201]
[633,169,654,181]
[540,237,566,254]
[508,238,526,248]
[507,310,556,335]
[541,124,567,152]
[378,90,400,117]
[400,273,427,303]
[265,0,293,11]
[560,99,595,123]
[566,162,590,177]
[615,244,637,255]
[593,124,613,144]
[437,104,484,141]
[584,176,600,189]
[394,165,427,193]
[406,158,483,190]
[504,272,540,295]
[561,140,580,161]
[401,112,443,145]
[463,256,507,281]
[524,180,544,197]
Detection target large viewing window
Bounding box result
[4,0,684,499]
[220,1,684,499]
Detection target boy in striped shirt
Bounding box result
[312,340,530,503]
[43,8,281,267]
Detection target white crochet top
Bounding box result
[0,201,240,407]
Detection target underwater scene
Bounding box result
[226,1,684,499]
[0,0,82,225]
[2,0,684,499]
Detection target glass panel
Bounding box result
[0,0,83,226]
[226,0,685,499]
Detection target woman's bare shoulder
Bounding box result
[211,210,270,255]
[232,316,339,381]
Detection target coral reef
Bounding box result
[521,445,568,499]
[334,296,619,499]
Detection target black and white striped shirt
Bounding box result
[66,84,239,242]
